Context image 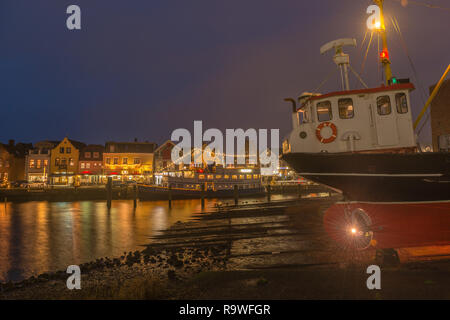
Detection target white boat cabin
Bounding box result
[284,83,417,154]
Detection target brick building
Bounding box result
[430,79,450,151]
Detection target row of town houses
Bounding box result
[0,138,179,186]
[0,137,279,187]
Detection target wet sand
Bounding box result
[1,196,449,300]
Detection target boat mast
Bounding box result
[374,0,393,85]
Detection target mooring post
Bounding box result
[106,177,112,209]
[234,185,238,205]
[133,184,137,208]
[201,183,205,209]
[267,184,271,202]
[168,184,172,209]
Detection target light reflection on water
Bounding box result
[0,195,297,283]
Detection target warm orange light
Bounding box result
[351,228,357,234]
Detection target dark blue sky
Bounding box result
[1,0,449,145]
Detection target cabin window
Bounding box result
[316,101,332,122]
[395,93,408,114]
[298,107,310,124]
[338,98,354,119]
[377,96,391,115]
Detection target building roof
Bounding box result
[67,139,86,150]
[0,142,33,158]
[105,141,158,153]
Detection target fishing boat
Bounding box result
[281,0,450,250]
[138,166,265,200]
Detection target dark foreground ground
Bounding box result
[1,197,449,300]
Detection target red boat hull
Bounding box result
[324,201,450,249]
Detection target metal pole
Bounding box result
[375,0,393,84]
[414,64,450,130]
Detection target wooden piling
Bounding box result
[201,184,205,209]
[106,177,112,209]
[234,185,238,205]
[168,184,172,209]
[267,184,271,202]
[133,184,137,208]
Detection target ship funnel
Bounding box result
[320,38,356,91]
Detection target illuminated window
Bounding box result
[199,175,205,179]
[317,101,332,122]
[85,152,91,158]
[37,160,41,169]
[86,163,91,169]
[43,160,48,167]
[377,96,391,115]
[338,98,354,119]
[253,174,259,179]
[232,175,237,180]
[215,175,222,179]
[113,158,118,165]
[93,152,99,158]
[29,159,35,168]
[134,158,140,164]
[69,158,74,166]
[395,93,408,114]
[106,158,111,164]
[224,175,229,179]
[239,175,244,179]
[207,175,213,179]
[123,158,128,165]
[246,175,252,179]
[81,162,85,169]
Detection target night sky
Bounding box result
[1,0,449,146]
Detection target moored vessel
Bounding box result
[281,0,450,250]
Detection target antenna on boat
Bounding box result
[320,38,356,91]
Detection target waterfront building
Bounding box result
[154,140,176,173]
[430,79,450,151]
[103,140,157,182]
[25,140,58,183]
[0,140,33,185]
[49,137,86,186]
[78,144,105,185]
